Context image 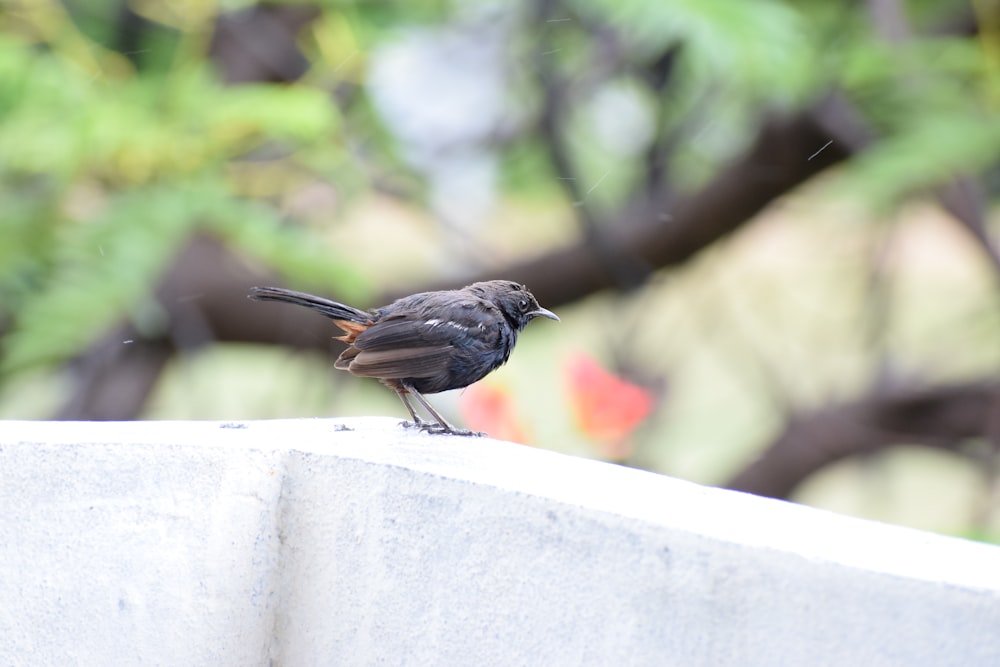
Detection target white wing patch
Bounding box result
[425,318,468,332]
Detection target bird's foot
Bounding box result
[400,420,484,437]
[436,427,486,437]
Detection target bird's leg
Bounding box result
[390,384,428,429]
[403,383,483,437]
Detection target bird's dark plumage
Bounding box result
[248,281,558,434]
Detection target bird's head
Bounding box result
[468,280,559,331]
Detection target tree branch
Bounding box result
[725,380,1000,499]
[381,105,848,307]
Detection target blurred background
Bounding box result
[1,0,999,542]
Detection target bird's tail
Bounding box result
[248,286,372,324]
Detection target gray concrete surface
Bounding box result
[2,418,999,666]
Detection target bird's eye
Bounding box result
[519,299,528,310]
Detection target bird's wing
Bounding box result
[342,298,499,379]
[341,346,455,379]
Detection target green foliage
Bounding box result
[834,33,1000,208]
[1,175,369,374]
[2,184,196,372]
[546,0,998,205]
[208,189,370,297]
[0,25,356,374]
[537,0,821,197]
[838,111,1000,209]
[0,43,336,181]
[578,0,815,101]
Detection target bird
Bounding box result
[248,281,559,435]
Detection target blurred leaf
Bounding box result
[841,36,989,93]
[207,193,370,300]
[1,184,199,373]
[574,0,815,101]
[0,38,338,182]
[835,111,1000,208]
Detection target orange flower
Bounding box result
[564,352,654,459]
[460,382,531,444]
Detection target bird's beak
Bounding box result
[529,307,559,321]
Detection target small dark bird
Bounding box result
[248,281,558,435]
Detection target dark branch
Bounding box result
[381,105,848,308]
[724,380,1000,499]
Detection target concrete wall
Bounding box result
[2,418,999,666]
